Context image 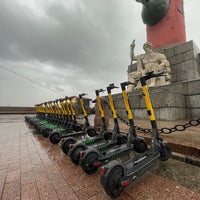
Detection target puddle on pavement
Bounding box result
[151,158,200,193]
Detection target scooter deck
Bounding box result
[83,132,127,152]
[98,143,134,162]
[101,152,160,191]
[124,152,160,175]
[86,139,116,149]
[69,135,105,149]
[60,131,87,138]
[81,131,127,147]
[79,135,104,145]
[70,138,117,153]
[80,142,133,169]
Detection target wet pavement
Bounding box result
[0,114,200,200]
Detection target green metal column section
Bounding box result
[136,0,170,26]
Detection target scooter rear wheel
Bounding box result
[42,128,51,138]
[117,135,127,145]
[103,131,112,141]
[73,124,82,132]
[82,152,98,175]
[61,139,76,154]
[49,132,61,144]
[103,165,124,198]
[70,145,86,164]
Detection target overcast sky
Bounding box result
[0,0,200,106]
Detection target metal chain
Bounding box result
[116,114,200,134]
[159,118,200,134]
[97,97,200,134]
[116,114,130,126]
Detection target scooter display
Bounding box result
[79,83,147,174]
[100,71,172,198]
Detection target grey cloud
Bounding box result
[0,0,143,68]
[1,0,200,106]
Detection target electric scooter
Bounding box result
[79,83,147,174]
[68,86,124,164]
[26,103,46,125]
[60,89,113,155]
[26,96,83,137]
[25,104,44,123]
[49,93,98,146]
[30,101,59,137]
[32,97,82,138]
[48,96,85,144]
[100,71,172,198]
[36,100,66,137]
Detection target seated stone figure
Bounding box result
[127,40,171,91]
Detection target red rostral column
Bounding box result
[147,0,186,48]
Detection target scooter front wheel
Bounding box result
[133,139,147,153]
[81,152,98,175]
[103,130,112,141]
[102,165,124,198]
[73,124,82,132]
[117,134,127,145]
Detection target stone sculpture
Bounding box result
[127,40,171,91]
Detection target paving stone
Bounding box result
[21,182,40,200]
[1,181,21,200]
[0,114,199,200]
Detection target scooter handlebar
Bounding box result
[107,83,119,93]
[69,96,76,100]
[79,93,87,98]
[144,71,165,80]
[120,81,137,90]
[60,98,66,101]
[95,89,105,96]
[107,83,119,89]
[91,99,96,103]
[64,96,69,100]
[120,71,166,89]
